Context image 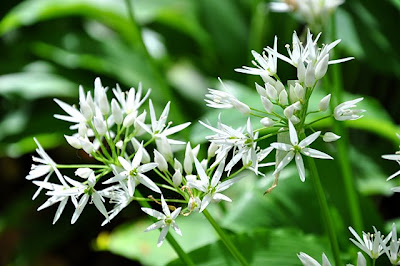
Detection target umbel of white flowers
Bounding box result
[27,29,364,247]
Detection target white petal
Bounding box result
[92,192,109,220]
[161,195,170,216]
[301,148,333,160]
[211,161,225,187]
[157,226,169,247]
[270,142,292,151]
[138,174,161,194]
[299,131,321,148]
[382,154,400,161]
[295,154,306,182]
[273,151,295,174]
[118,157,132,171]
[216,175,243,192]
[71,194,89,224]
[212,193,232,202]
[141,207,165,219]
[288,120,298,145]
[144,220,164,232]
[53,197,68,224]
[163,122,191,136]
[171,207,182,220]
[387,169,400,181]
[171,221,182,236]
[193,156,209,184]
[199,194,213,212]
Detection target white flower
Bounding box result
[26,138,67,199]
[271,120,333,181]
[298,252,331,266]
[235,36,278,77]
[378,223,400,264]
[135,100,190,160]
[205,78,250,115]
[103,145,160,197]
[141,196,182,247]
[189,158,243,212]
[334,98,365,121]
[100,185,134,226]
[32,180,74,224]
[349,226,392,259]
[112,82,151,116]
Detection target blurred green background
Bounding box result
[1,0,400,265]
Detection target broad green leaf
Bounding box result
[96,213,218,266]
[167,228,331,266]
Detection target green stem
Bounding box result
[326,14,363,232]
[306,155,341,266]
[202,209,249,266]
[56,164,108,169]
[135,190,194,266]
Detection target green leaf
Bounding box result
[167,228,331,266]
[97,213,218,266]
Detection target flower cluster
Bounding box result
[299,224,399,265]
[27,30,363,247]
[269,0,345,31]
[205,30,363,192]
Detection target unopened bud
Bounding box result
[123,112,137,128]
[154,150,168,172]
[207,142,219,158]
[297,59,306,83]
[290,115,300,124]
[94,116,107,135]
[265,83,278,100]
[315,54,329,80]
[80,138,95,154]
[323,132,341,142]
[172,170,183,187]
[275,80,285,94]
[174,159,183,172]
[78,123,87,137]
[261,96,273,113]
[278,90,288,105]
[319,94,331,111]
[75,168,93,179]
[233,100,250,115]
[305,63,315,87]
[255,82,267,97]
[260,117,274,127]
[111,99,123,125]
[294,83,305,100]
[65,135,82,149]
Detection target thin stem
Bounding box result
[56,164,108,169]
[135,190,194,266]
[202,209,249,266]
[325,14,363,231]
[306,155,341,265]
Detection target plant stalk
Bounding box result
[306,155,341,266]
[202,209,249,266]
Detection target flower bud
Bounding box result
[260,73,276,86]
[111,99,123,125]
[289,84,299,103]
[305,63,316,87]
[98,92,109,115]
[261,96,273,113]
[260,117,274,127]
[123,112,137,128]
[115,140,123,149]
[80,138,95,154]
[80,100,93,121]
[172,170,183,187]
[278,89,288,105]
[232,100,250,115]
[207,142,219,158]
[319,94,331,111]
[131,138,150,163]
[315,54,329,80]
[265,83,278,100]
[294,83,305,100]
[78,122,87,137]
[75,168,93,179]
[255,82,267,97]
[184,143,194,175]
[201,159,208,171]
[297,59,306,83]
[290,115,300,124]
[323,132,341,142]
[85,93,96,114]
[156,136,173,162]
[65,135,82,149]
[174,159,183,172]
[94,116,107,136]
[154,150,168,172]
[284,105,295,118]
[275,80,285,94]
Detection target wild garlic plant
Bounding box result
[27,29,363,265]
[299,223,399,266]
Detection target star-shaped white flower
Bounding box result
[189,157,243,212]
[334,98,364,121]
[141,196,182,247]
[271,120,333,181]
[379,223,400,264]
[349,226,392,259]
[104,145,160,197]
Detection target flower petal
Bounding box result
[138,173,161,194]
[301,148,333,160]
[299,131,321,148]
[288,120,298,145]
[273,151,295,174]
[141,207,165,219]
[295,154,306,182]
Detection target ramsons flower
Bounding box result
[334,98,365,121]
[141,196,182,247]
[271,120,333,181]
[349,226,392,259]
